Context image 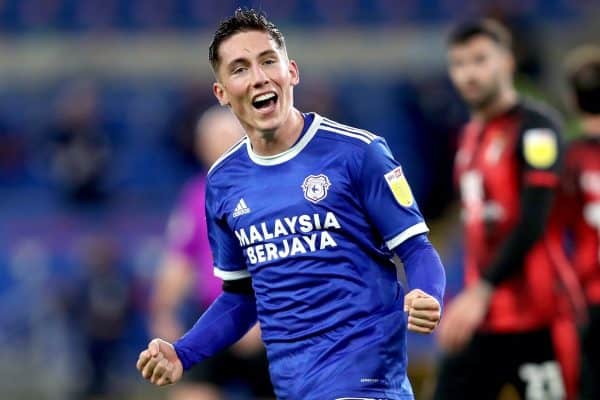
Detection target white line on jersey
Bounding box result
[319,125,374,144]
[207,136,247,175]
[321,118,377,140]
[334,397,383,400]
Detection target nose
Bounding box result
[454,68,475,87]
[462,63,481,80]
[250,64,269,88]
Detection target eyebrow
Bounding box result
[226,49,278,69]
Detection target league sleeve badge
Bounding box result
[384,166,414,207]
[523,128,558,169]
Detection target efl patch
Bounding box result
[302,174,331,204]
[384,167,414,207]
[523,129,558,169]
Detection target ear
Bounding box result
[289,59,300,86]
[213,82,229,106]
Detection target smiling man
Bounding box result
[136,9,445,400]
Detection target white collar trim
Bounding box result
[246,113,322,166]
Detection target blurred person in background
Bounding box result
[434,19,576,399]
[138,9,444,400]
[0,117,27,184]
[47,80,112,204]
[77,234,134,400]
[548,45,600,400]
[164,82,214,171]
[150,105,274,400]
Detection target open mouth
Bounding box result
[252,92,278,110]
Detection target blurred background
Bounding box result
[0,0,598,399]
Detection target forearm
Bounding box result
[173,290,257,370]
[396,234,446,307]
[483,186,554,286]
[151,254,194,315]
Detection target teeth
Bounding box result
[254,93,276,102]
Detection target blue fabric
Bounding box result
[173,292,257,370]
[204,112,437,398]
[356,138,429,245]
[397,233,446,308]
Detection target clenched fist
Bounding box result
[404,289,442,334]
[136,338,184,386]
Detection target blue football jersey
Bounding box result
[206,112,427,399]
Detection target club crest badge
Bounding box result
[302,174,331,204]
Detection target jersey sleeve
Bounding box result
[555,145,581,225]
[205,180,249,281]
[517,110,563,188]
[355,138,429,250]
[482,107,564,286]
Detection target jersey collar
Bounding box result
[246,112,322,166]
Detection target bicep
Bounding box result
[517,115,563,189]
[356,140,429,250]
[206,186,248,280]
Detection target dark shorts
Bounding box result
[183,348,274,398]
[433,328,565,400]
[580,305,600,400]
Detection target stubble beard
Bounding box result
[467,83,501,113]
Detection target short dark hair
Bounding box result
[209,8,286,72]
[448,19,512,51]
[565,45,600,114]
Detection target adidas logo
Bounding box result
[232,198,251,218]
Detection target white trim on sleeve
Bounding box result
[335,398,377,400]
[213,267,251,280]
[385,222,430,250]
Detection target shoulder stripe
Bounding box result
[321,118,377,140]
[319,126,373,144]
[208,136,248,175]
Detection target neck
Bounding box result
[247,108,304,156]
[473,86,518,122]
[581,115,600,137]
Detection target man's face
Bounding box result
[448,36,512,110]
[213,30,299,135]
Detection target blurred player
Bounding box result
[434,20,571,399]
[138,8,446,399]
[549,45,600,400]
[150,105,273,400]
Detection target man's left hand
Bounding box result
[404,289,442,334]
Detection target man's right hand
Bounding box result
[136,338,184,386]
